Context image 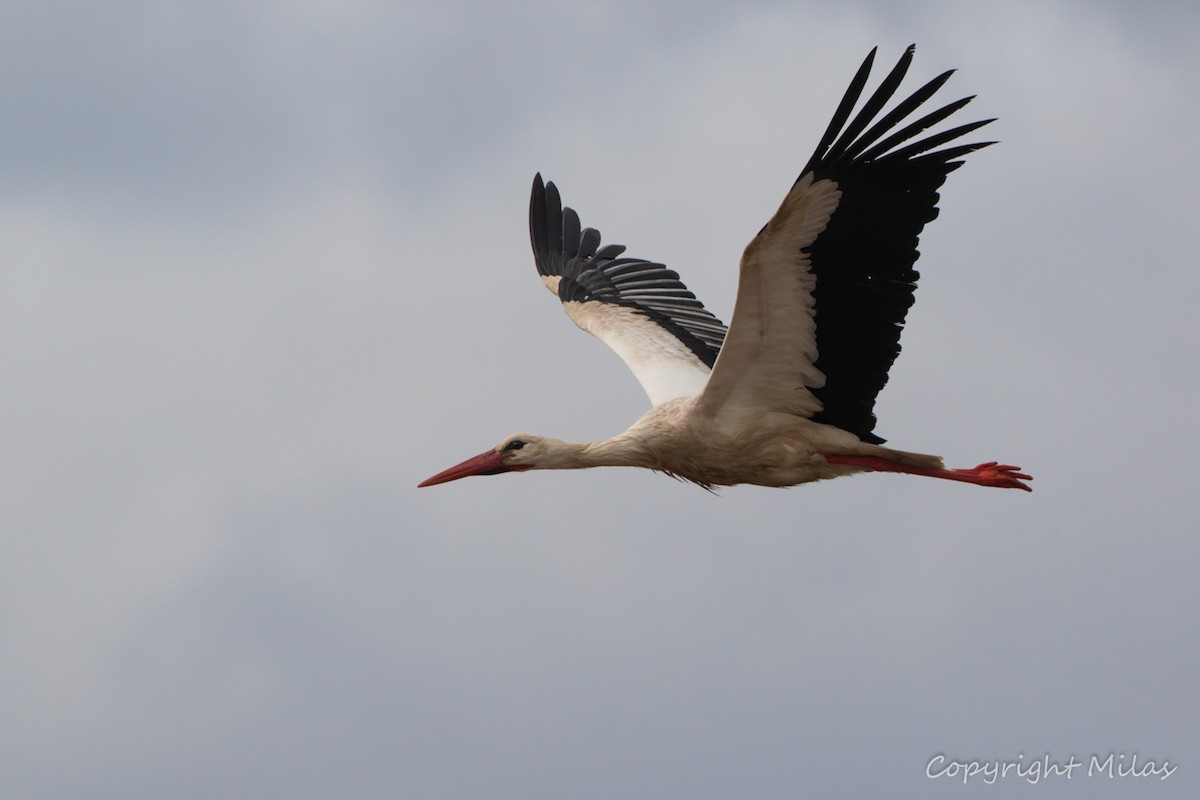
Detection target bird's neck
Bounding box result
[546,436,653,470]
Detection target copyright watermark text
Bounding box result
[926,752,1177,784]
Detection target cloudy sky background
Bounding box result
[3,1,1198,798]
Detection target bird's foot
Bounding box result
[950,461,1033,492]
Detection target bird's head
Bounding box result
[418,433,550,487]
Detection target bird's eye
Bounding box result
[504,439,526,452]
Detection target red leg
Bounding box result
[825,454,1033,492]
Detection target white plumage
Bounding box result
[559,299,712,407]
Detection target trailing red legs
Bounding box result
[824,455,1033,491]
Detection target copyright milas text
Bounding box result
[926,752,1177,784]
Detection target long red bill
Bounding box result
[418,449,507,488]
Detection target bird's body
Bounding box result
[479,399,940,490]
[420,46,1031,493]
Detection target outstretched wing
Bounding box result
[698,45,995,442]
[529,174,728,406]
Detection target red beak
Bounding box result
[418,449,510,488]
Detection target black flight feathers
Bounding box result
[529,174,728,367]
[529,45,994,443]
[800,45,995,443]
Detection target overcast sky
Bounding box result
[3,1,1198,798]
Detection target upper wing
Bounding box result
[698,45,995,442]
[529,174,728,406]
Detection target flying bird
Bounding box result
[420,45,1031,492]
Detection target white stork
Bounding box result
[420,45,1031,492]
